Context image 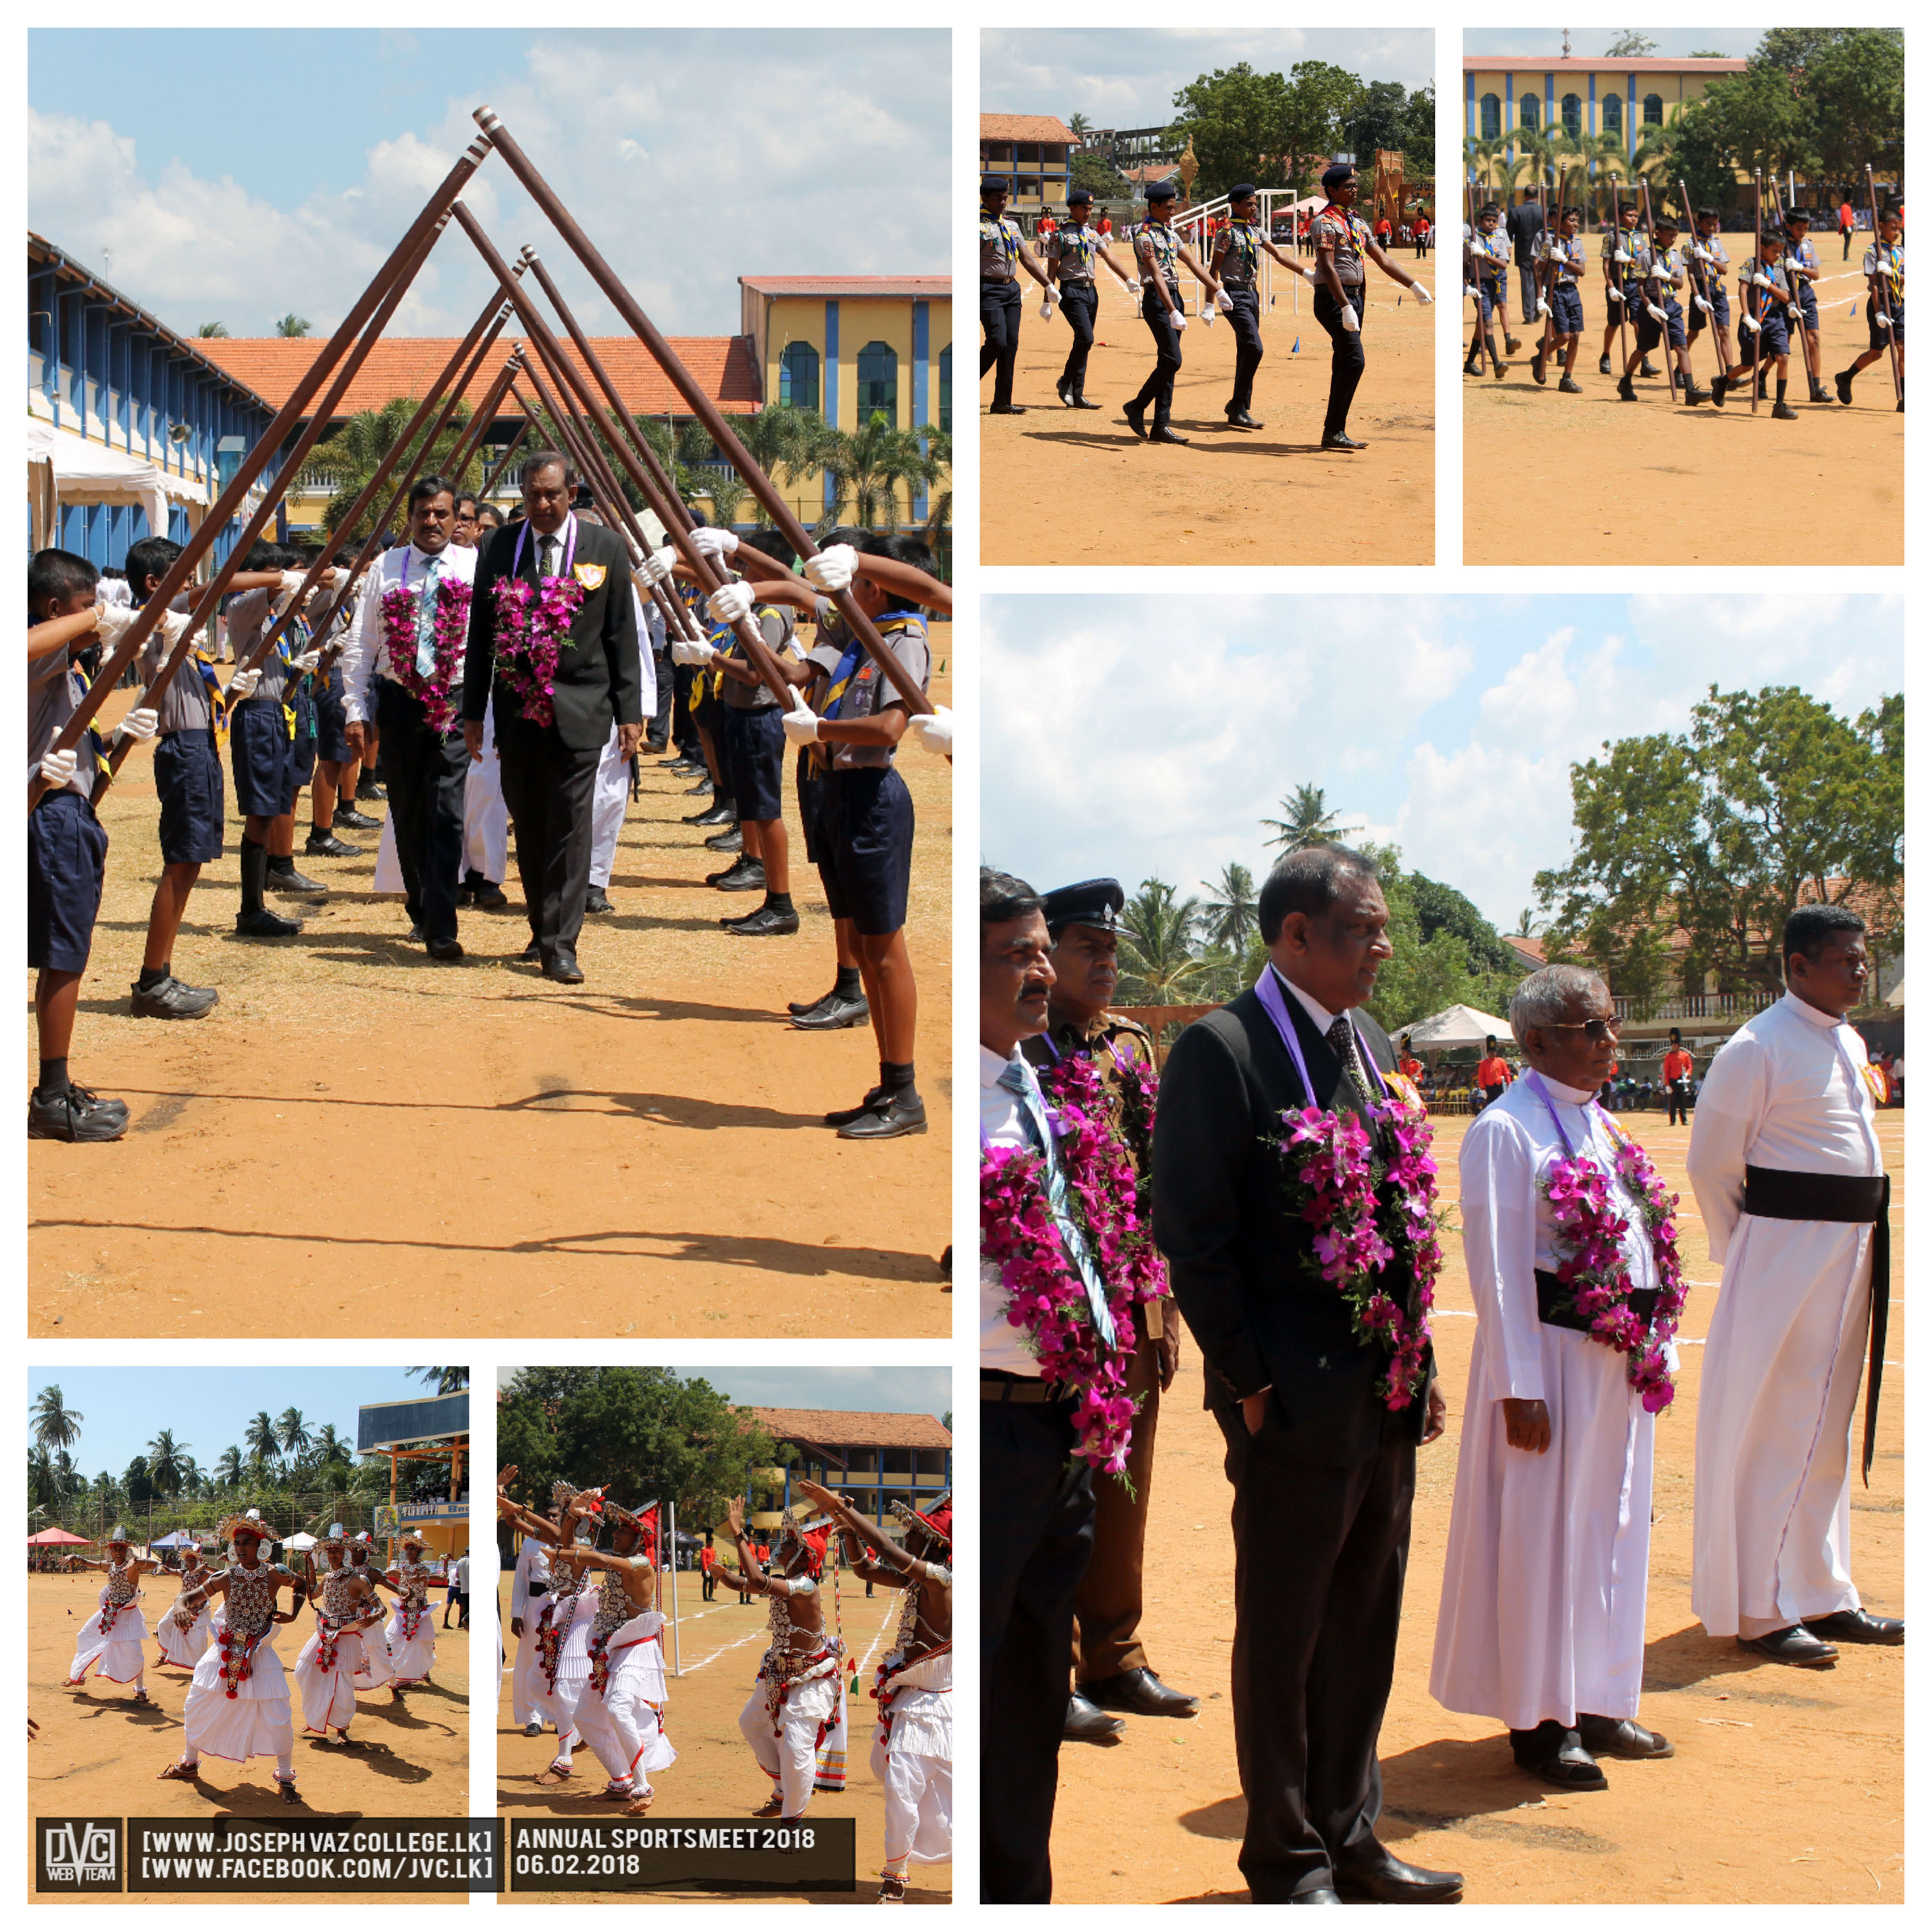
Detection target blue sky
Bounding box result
[1462,30,1762,61]
[28,30,947,339]
[26,1366,447,1478]
[495,1365,951,1422]
[982,29,1435,126]
[982,593,1904,934]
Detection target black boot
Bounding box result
[236,839,302,938]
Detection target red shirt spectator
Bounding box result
[1476,1053,1512,1090]
[1664,1046,1694,1083]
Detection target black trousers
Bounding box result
[1131,288,1185,423]
[982,1390,1096,1903]
[671,663,702,758]
[1667,1078,1692,1125]
[1226,288,1264,413]
[648,651,673,750]
[1057,283,1098,393]
[1213,1401,1416,1902]
[1315,286,1368,440]
[375,678,467,947]
[980,280,1022,406]
[493,701,602,953]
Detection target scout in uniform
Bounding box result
[1021,880,1199,1743]
[1598,199,1655,377]
[980,176,1056,415]
[1125,181,1225,445]
[1208,184,1312,428]
[1836,202,1905,409]
[1686,210,1735,375]
[1617,213,1706,404]
[1047,188,1128,410]
[1781,207,1832,402]
[1311,161,1432,451]
[1463,203,1512,377]
[1528,206,1588,391]
[1712,229,1802,417]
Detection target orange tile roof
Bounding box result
[740,276,950,299]
[980,113,1078,144]
[749,1407,952,1450]
[196,333,761,420]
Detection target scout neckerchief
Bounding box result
[1225,219,1260,282]
[810,611,926,773]
[277,609,309,742]
[66,656,107,771]
[1873,237,1904,302]
[1475,223,1508,278]
[1135,218,1180,284]
[980,210,1020,273]
[1058,224,1098,278]
[1317,201,1372,261]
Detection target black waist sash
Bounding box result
[1742,1164,1891,1483]
[1534,1269,1660,1334]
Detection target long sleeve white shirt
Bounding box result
[338,540,479,727]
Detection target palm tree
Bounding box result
[673,422,749,528]
[1261,783,1361,853]
[313,1423,355,1472]
[245,1410,281,1475]
[197,321,230,339]
[1116,878,1214,1005]
[275,1408,312,1459]
[408,1367,470,1394]
[820,412,946,532]
[1462,134,1510,202]
[916,424,952,546]
[1069,112,1092,143]
[1626,126,1677,200]
[274,313,312,338]
[297,395,480,541]
[1514,907,1542,938]
[1201,862,1259,952]
[1578,132,1628,224]
[1512,122,1561,204]
[215,1446,244,1491]
[146,1429,193,1498]
[32,1384,83,1455]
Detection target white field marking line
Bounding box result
[680,1578,902,1677]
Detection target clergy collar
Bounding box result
[1270,963,1339,1037]
[1782,989,1847,1030]
[980,1042,1023,1086]
[1532,1072,1599,1105]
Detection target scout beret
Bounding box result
[1068,187,1093,206]
[980,175,1009,195]
[1043,878,1125,934]
[1230,183,1256,201]
[1146,181,1177,203]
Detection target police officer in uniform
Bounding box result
[981,175,1056,415]
[1125,182,1225,446]
[1208,184,1310,430]
[1047,188,1129,409]
[1023,880,1199,1742]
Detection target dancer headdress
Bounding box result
[106,1524,131,1548]
[890,1493,952,1552]
[776,1504,833,1576]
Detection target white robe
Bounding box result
[155,1599,212,1670]
[181,1611,293,1770]
[589,722,629,891]
[572,1608,678,1794]
[1688,992,1884,1639]
[521,1578,598,1749]
[1430,1075,1661,1730]
[385,1582,437,1684]
[372,704,507,894]
[70,1579,149,1684]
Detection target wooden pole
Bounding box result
[1864,164,1905,404]
[1639,179,1684,404]
[1765,174,1823,394]
[1751,170,1764,413]
[472,110,934,716]
[28,130,494,811]
[1679,177,1728,388]
[1610,179,1633,381]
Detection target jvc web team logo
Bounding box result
[39,1817,121,1890]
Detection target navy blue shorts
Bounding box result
[1550,284,1584,334]
[154,727,226,866]
[796,750,827,866]
[720,704,786,824]
[1795,284,1818,331]
[816,765,913,937]
[693,677,724,733]
[1871,299,1903,352]
[28,788,108,974]
[230,696,294,818]
[1636,297,1686,352]
[1750,309,1791,358]
[1688,281,1730,334]
[313,667,351,764]
[290,688,317,793]
[1472,279,1503,324]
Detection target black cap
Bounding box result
[1068,187,1093,206]
[1042,878,1125,934]
[980,175,1009,195]
[1230,182,1256,201]
[1147,180,1177,204]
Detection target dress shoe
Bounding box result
[1063,1692,1125,1743]
[1834,369,1854,406]
[267,865,328,896]
[1530,350,1547,385]
[1070,393,1101,408]
[691,800,737,828]
[305,831,359,858]
[1149,424,1190,444]
[28,1081,130,1143]
[713,858,767,892]
[1597,353,1613,375]
[1492,353,1508,379]
[129,975,219,1020]
[1321,433,1367,451]
[722,904,800,937]
[407,923,425,943]
[1225,408,1265,428]
[543,947,584,985]
[1810,381,1833,404]
[988,402,1028,414]
[333,806,379,831]
[470,880,509,910]
[1082,1667,1200,1718]
[686,776,718,798]
[1577,1715,1673,1759]
[1123,401,1148,440]
[1682,384,1708,405]
[660,751,699,769]
[791,992,870,1031]
[520,938,542,963]
[1710,373,1729,406]
[1617,374,1639,402]
[1640,358,1659,377]
[1504,334,1523,355]
[838,1092,927,1140]
[1804,1608,1904,1646]
[1287,1889,1342,1904]
[1771,400,1799,421]
[1056,379,1073,406]
[825,1086,888,1127]
[704,826,744,852]
[355,776,386,801]
[426,936,464,962]
[1332,1839,1466,1904]
[584,885,614,916]
[1738,1625,1838,1666]
[236,907,303,938]
[1510,1720,1608,1789]
[707,856,764,889]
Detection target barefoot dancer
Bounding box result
[65,1526,160,1704]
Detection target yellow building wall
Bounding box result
[1466,70,1731,143]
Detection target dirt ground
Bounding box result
[1051,1105,1906,1904]
[30,1569,471,1902]
[979,261,1436,566]
[495,1572,952,1903]
[27,640,952,1339]
[1463,266,1902,564]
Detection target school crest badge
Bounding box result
[573,562,607,591]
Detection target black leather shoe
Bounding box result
[407,923,425,943]
[355,777,386,801]
[988,402,1028,414]
[1510,1720,1608,1789]
[1056,379,1073,406]
[1559,376,1583,393]
[1577,1715,1673,1759]
[1639,358,1658,377]
[1738,1625,1838,1666]
[28,1081,130,1143]
[1070,393,1101,408]
[471,880,508,910]
[704,826,744,852]
[1597,353,1613,375]
[1123,401,1147,440]
[825,1086,888,1127]
[1082,1667,1200,1718]
[838,1092,927,1140]
[722,904,800,937]
[520,938,542,963]
[426,936,464,961]
[1617,375,1639,402]
[1530,351,1546,385]
[791,992,870,1032]
[1321,433,1367,451]
[1771,400,1799,420]
[584,886,614,916]
[305,831,359,858]
[1332,1837,1466,1903]
[543,947,584,985]
[333,807,379,831]
[790,989,837,1016]
[691,801,736,828]
[1288,1889,1343,1904]
[130,975,219,1020]
[1063,1692,1125,1743]
[237,907,303,938]
[1834,369,1853,405]
[686,778,718,800]
[267,865,328,897]
[1225,409,1265,428]
[713,859,767,892]
[1804,1608,1904,1646]
[1149,424,1190,444]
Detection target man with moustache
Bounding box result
[1023,880,1195,1741]
[1152,845,1461,1904]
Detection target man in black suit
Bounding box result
[462,451,643,984]
[1507,188,1545,326]
[1151,844,1462,1904]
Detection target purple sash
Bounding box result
[1252,968,1390,1111]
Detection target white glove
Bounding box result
[288,649,322,673]
[38,746,78,788]
[1647,304,1668,324]
[1172,310,1189,333]
[1215,290,1235,313]
[780,690,820,748]
[112,706,159,747]
[1692,246,1712,264]
[1606,285,1622,306]
[804,544,857,595]
[1412,285,1432,305]
[1740,311,1761,334]
[1613,249,1634,265]
[671,637,717,668]
[905,705,953,758]
[92,602,139,647]
[1338,303,1360,333]
[1695,295,1714,315]
[1202,305,1216,328]
[95,577,132,608]
[689,527,738,560]
[707,580,755,629]
[635,546,676,586]
[1039,298,1054,321]
[228,667,262,701]
[1751,270,1773,288]
[1535,297,1551,318]
[158,609,194,649]
[1874,309,1893,331]
[1042,282,1060,307]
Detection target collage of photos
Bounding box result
[18,16,1909,1920]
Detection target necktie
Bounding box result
[540,536,559,582]
[415,554,440,678]
[997,1058,1117,1348]
[1325,1015,1379,1114]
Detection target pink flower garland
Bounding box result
[492,573,584,728]
[980,1052,1163,1473]
[1268,1091,1443,1410]
[380,576,473,734]
[1541,1130,1690,1412]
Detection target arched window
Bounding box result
[1643,93,1664,127]
[778,340,819,413]
[1561,94,1582,137]
[1603,92,1623,136]
[1480,94,1501,140]
[937,343,952,433]
[856,340,897,426]
[1520,92,1539,133]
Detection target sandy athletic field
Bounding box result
[1463,265,1902,564]
[1051,1105,1905,1904]
[980,266,1435,566]
[495,1572,951,1903]
[27,640,952,1339]
[30,1570,470,1902]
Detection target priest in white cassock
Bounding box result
[1688,905,1902,1666]
[509,1530,554,1735]
[1430,965,1678,1790]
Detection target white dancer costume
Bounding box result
[1430,1075,1662,1728]
[509,1534,552,1728]
[588,722,629,891]
[70,1554,150,1686]
[521,1559,598,1776]
[571,1565,676,1801]
[871,1561,954,1880]
[293,1559,371,1735]
[737,1577,846,1817]
[351,1548,394,1688]
[384,1554,439,1685]
[178,1558,295,1777]
[155,1563,213,1670]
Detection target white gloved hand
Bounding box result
[1039,298,1054,321]
[1692,246,1712,263]
[112,706,159,747]
[1338,303,1360,333]
[279,568,308,597]
[1751,270,1773,288]
[1606,285,1622,305]
[38,746,78,788]
[1202,306,1216,328]
[780,689,820,748]
[1215,290,1235,313]
[1172,310,1189,333]
[158,609,194,649]
[1695,295,1714,315]
[1647,304,1668,324]
[1535,297,1551,318]
[804,544,858,594]
[1740,311,1761,333]
[905,705,953,758]
[1873,309,1892,331]
[689,527,738,561]
[92,601,139,647]
[707,580,756,629]
[288,649,322,673]
[228,667,262,701]
[671,637,717,668]
[1412,286,1432,305]
[635,546,676,586]
[1613,249,1633,265]
[1043,282,1061,306]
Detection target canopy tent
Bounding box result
[284,1530,319,1550]
[26,1527,92,1546]
[148,1529,204,1550]
[1399,1003,1515,1052]
[26,415,211,548]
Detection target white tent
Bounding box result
[26,415,210,545]
[1399,1003,1515,1052]
[1886,978,1905,1009]
[284,1530,319,1551]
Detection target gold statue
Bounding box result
[1178,133,1199,208]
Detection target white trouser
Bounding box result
[464,705,508,884]
[589,722,629,889]
[738,1672,836,1817]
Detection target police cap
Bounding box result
[1042,878,1126,936]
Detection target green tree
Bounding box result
[407,1367,470,1394]
[819,411,944,532]
[1463,133,1512,200]
[32,1384,84,1455]
[1604,32,1659,59]
[275,1409,311,1459]
[1398,83,1437,175]
[245,1410,281,1477]
[1168,63,1299,197]
[1341,81,1414,164]
[1068,112,1091,142]
[1281,61,1367,195]
[215,1445,244,1490]
[311,1424,354,1474]
[298,395,482,542]
[1201,861,1259,952]
[1358,844,1519,1034]
[197,321,229,339]
[1070,150,1131,201]
[124,1455,156,1508]
[1409,874,1522,976]
[1262,782,1361,852]
[274,313,312,338]
[146,1429,193,1499]
[1116,878,1214,1005]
